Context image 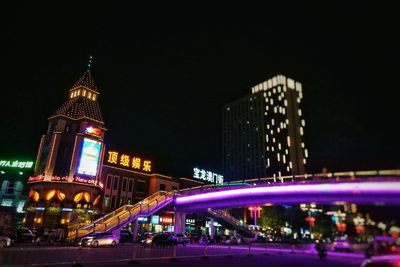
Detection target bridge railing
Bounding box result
[67,191,174,241]
[176,169,400,196]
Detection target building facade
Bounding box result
[0,159,34,233]
[25,69,107,230]
[223,75,308,181]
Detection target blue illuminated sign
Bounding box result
[151,215,159,224]
[78,138,102,176]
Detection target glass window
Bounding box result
[111,195,116,208]
[113,177,119,190]
[129,180,133,192]
[6,182,14,194]
[122,179,127,191]
[106,175,112,189]
[104,195,109,207]
[159,184,166,191]
[136,181,146,193]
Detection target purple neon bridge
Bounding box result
[174,179,400,211]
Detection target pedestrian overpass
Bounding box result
[67,170,400,241]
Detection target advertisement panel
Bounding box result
[78,138,102,176]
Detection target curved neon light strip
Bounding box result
[175,182,400,205]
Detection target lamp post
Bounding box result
[249,206,262,238]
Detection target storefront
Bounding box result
[148,213,174,233]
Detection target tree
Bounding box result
[260,206,285,231]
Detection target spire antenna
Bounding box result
[88,55,93,70]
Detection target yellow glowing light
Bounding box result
[83,192,90,203]
[132,157,141,169]
[47,135,58,170]
[32,191,39,202]
[57,190,66,201]
[120,154,130,167]
[107,151,118,164]
[46,190,57,201]
[61,219,65,224]
[74,192,83,203]
[22,217,26,223]
[93,195,101,206]
[143,160,152,172]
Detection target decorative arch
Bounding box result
[29,190,39,202]
[74,192,91,204]
[46,189,57,201]
[93,195,101,206]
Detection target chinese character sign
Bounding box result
[193,168,224,184]
[106,150,152,172]
[0,160,34,169]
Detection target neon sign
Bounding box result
[193,168,224,184]
[159,217,173,224]
[27,175,103,188]
[85,126,101,138]
[78,138,102,176]
[106,150,152,172]
[0,160,34,169]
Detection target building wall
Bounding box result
[148,174,179,195]
[101,165,182,213]
[223,75,308,181]
[0,169,32,228]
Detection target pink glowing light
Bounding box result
[175,182,400,205]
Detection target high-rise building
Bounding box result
[223,75,308,182]
[25,68,107,229]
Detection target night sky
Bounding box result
[1,3,399,178]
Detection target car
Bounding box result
[187,233,201,243]
[360,255,400,267]
[365,236,400,258]
[222,235,238,245]
[137,232,153,243]
[120,229,133,243]
[172,233,189,245]
[144,233,175,248]
[35,229,64,246]
[0,235,12,248]
[333,238,354,252]
[13,228,36,243]
[80,232,119,247]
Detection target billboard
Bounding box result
[77,138,102,176]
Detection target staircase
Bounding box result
[67,191,174,241]
[207,208,254,237]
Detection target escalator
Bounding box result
[67,191,174,241]
[207,208,254,237]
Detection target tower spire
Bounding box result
[88,55,93,70]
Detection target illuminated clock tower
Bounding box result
[25,66,107,230]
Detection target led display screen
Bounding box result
[77,138,101,176]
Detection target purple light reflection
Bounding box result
[175,181,400,205]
